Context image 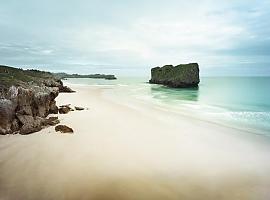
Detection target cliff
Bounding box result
[149,63,200,88]
[0,65,73,135]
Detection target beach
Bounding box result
[0,83,270,200]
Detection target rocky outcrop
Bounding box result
[59,85,75,93]
[0,65,74,135]
[55,125,74,133]
[0,85,59,135]
[43,78,75,93]
[149,63,200,88]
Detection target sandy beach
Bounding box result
[0,84,270,200]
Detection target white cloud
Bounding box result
[0,0,270,75]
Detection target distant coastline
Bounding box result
[54,72,117,80]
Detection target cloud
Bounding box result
[0,0,270,75]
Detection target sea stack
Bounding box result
[149,63,200,88]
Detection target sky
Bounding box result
[0,0,270,76]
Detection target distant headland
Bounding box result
[55,73,117,80]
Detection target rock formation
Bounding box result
[59,105,73,114]
[149,63,200,88]
[55,125,74,133]
[60,86,75,93]
[0,65,74,135]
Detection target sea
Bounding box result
[65,76,270,136]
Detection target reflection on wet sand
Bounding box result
[150,85,199,102]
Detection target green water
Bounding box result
[66,77,270,135]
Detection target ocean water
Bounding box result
[66,77,270,135]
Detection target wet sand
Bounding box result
[0,84,270,200]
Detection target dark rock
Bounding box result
[45,117,60,126]
[75,106,84,111]
[47,116,58,121]
[59,107,70,114]
[55,125,74,133]
[149,63,200,88]
[60,104,71,107]
[49,100,58,114]
[59,105,72,114]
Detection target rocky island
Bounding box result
[0,65,74,135]
[149,63,200,88]
[55,73,117,80]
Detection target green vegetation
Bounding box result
[150,63,200,88]
[0,65,58,90]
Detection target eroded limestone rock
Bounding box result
[149,63,200,88]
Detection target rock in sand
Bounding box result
[55,125,74,133]
[75,106,84,111]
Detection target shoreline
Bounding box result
[0,83,270,199]
[66,82,270,138]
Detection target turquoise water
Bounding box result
[66,77,270,135]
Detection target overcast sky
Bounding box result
[1,0,270,76]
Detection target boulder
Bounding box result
[75,106,84,111]
[55,125,74,133]
[59,107,69,114]
[59,105,72,114]
[149,63,200,88]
